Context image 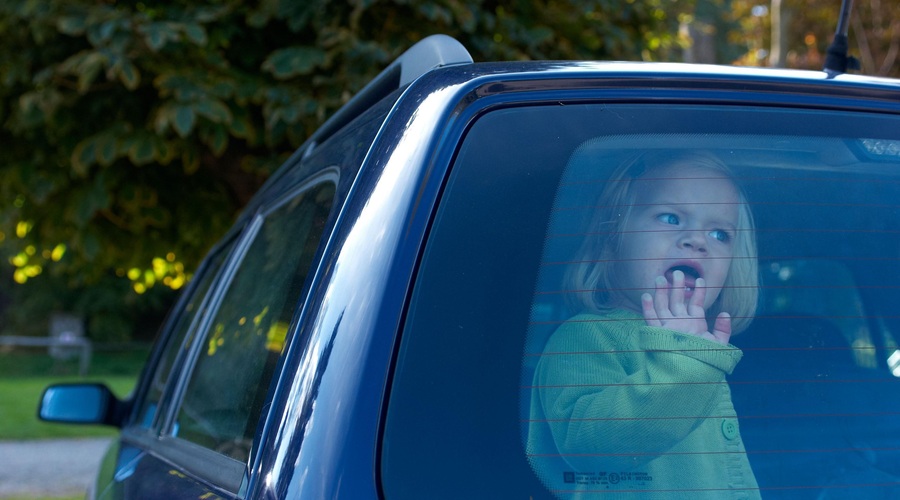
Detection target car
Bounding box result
[39,33,900,499]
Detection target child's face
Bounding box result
[612,163,740,313]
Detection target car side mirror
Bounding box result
[38,383,122,427]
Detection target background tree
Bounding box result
[732,0,898,76]
[0,0,688,341]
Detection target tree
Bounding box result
[732,0,899,76]
[852,0,899,76]
[0,0,688,341]
[681,0,744,64]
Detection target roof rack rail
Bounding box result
[306,35,473,153]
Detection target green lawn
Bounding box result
[0,349,148,440]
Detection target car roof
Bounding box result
[431,59,900,97]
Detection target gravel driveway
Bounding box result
[0,438,111,498]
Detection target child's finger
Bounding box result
[712,312,732,345]
[688,277,707,316]
[642,293,662,327]
[669,270,687,315]
[653,275,670,316]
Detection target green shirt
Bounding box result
[527,309,760,499]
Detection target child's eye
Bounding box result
[657,213,679,225]
[710,229,732,243]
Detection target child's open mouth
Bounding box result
[665,264,701,292]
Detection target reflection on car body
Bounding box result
[38,34,900,499]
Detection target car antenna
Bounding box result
[823,0,861,76]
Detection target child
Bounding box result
[527,151,760,499]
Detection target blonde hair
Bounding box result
[565,151,759,334]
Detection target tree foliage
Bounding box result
[0,0,687,340]
[732,0,899,76]
[1,0,891,341]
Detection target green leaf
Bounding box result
[117,60,141,90]
[246,10,269,28]
[172,105,196,138]
[182,149,200,174]
[194,6,228,23]
[140,22,178,51]
[153,140,175,164]
[154,106,171,135]
[57,15,87,36]
[228,113,251,139]
[76,52,107,93]
[96,135,117,166]
[203,125,228,156]
[97,20,118,44]
[72,178,110,227]
[261,46,326,79]
[182,24,208,46]
[58,51,87,73]
[128,137,155,165]
[71,139,97,177]
[195,98,232,123]
[210,81,236,99]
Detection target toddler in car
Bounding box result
[527,151,760,499]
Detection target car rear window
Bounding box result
[381,103,900,498]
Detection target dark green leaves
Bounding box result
[262,46,327,79]
[0,0,697,343]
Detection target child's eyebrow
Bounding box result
[705,216,738,231]
[714,220,739,231]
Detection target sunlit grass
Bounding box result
[0,350,146,440]
[0,376,136,440]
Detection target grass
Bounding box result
[0,348,149,441]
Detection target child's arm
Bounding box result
[534,318,740,472]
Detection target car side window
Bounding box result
[173,180,335,461]
[134,241,234,429]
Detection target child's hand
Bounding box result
[641,270,732,345]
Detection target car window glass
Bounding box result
[135,242,234,428]
[381,104,900,499]
[173,181,335,461]
[761,259,876,366]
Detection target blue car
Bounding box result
[40,34,900,499]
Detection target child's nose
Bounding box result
[678,230,707,253]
